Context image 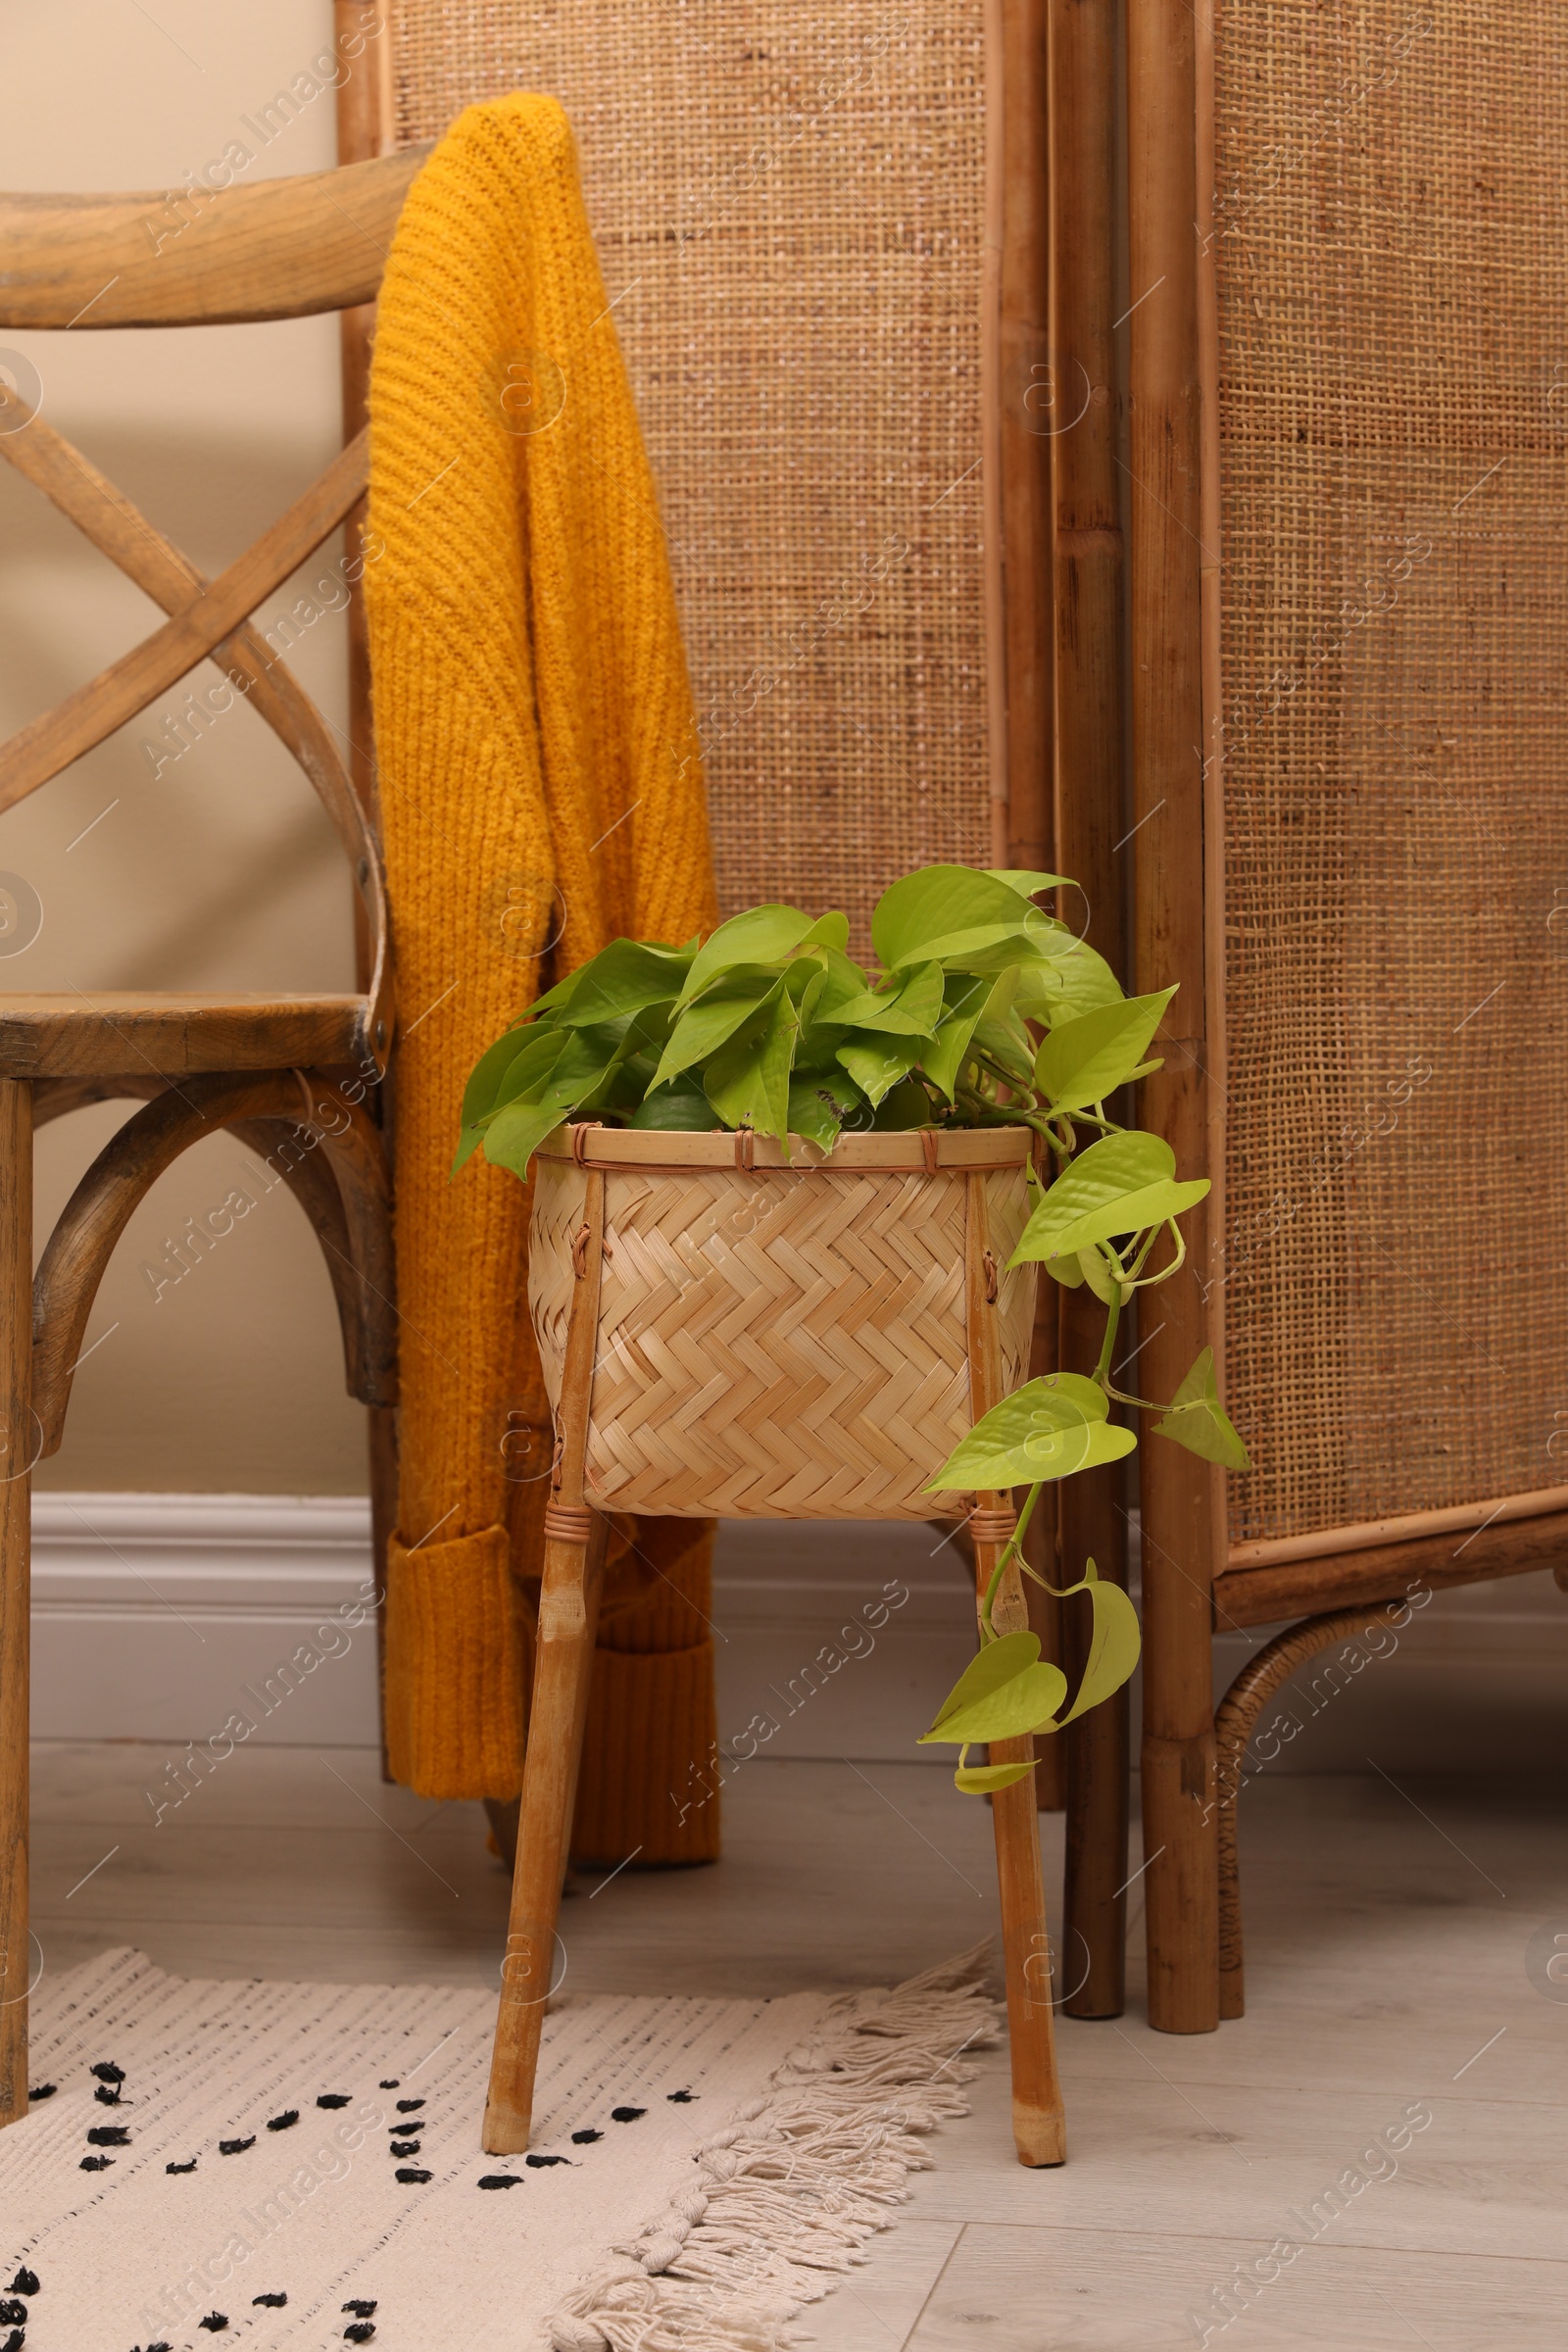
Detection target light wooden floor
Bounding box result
[29,1744,1568,2349]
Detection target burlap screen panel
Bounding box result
[1212,4,1568,1548]
[389,4,991,947]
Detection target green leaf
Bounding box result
[627,1087,719,1131]
[926,1374,1138,1492]
[871,864,1040,970]
[1012,939,1125,1026]
[985,869,1073,899]
[1077,1246,1120,1305]
[554,939,691,1028]
[836,1031,921,1107]
[476,1029,622,1177]
[459,1021,541,1134]
[1052,1559,1142,1726]
[650,970,782,1091]
[831,959,945,1036]
[955,1758,1039,1794]
[703,986,798,1144]
[480,1097,570,1179]
[676,906,818,1006]
[1010,1130,1208,1263]
[1034,987,1177,1112]
[1153,1346,1252,1470]
[919,975,992,1101]
[970,1015,1035,1088]
[1044,1249,1087,1289]
[920,1632,1069,1745]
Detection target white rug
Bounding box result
[0,1945,996,2352]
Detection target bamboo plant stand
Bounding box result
[481,1124,1066,2169]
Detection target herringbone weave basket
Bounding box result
[530,1128,1038,1520]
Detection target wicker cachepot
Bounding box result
[486,1118,1065,2172]
[529,1122,1040,1521]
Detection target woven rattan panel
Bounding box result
[389,4,991,946]
[1211,4,1568,1548]
[530,1158,1036,1519]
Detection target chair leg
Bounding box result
[1140,1477,1220,2033]
[483,1507,606,2153]
[0,1080,32,2128]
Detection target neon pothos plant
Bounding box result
[458,864,1248,1797]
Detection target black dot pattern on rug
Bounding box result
[666,2089,696,2102]
[317,2093,352,2109]
[198,2315,229,2332]
[378,2079,399,2089]
[252,2292,288,2307]
[166,2158,197,2175]
[7,2272,36,2297]
[79,2154,113,2171]
[525,2153,570,2168]
[570,2129,602,2144]
[395,2098,424,2114]
[87,2125,129,2146]
[266,2110,299,2132]
[611,2107,646,2123]
[0,2300,26,2327]
[138,2340,172,2352]
[342,2302,376,2319]
[2,2331,24,2352]
[27,2082,56,2100]
[94,2082,123,2107]
[394,2167,431,2184]
[388,2140,420,2158]
[91,2061,125,2088]
[477,2174,522,2189]
[344,2328,375,2345]
[219,2136,255,2156]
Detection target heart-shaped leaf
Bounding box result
[555,939,692,1028]
[836,1032,921,1107]
[921,1632,1069,1745]
[1153,1346,1251,1470]
[985,869,1073,899]
[1012,939,1125,1027]
[1034,987,1177,1112]
[1010,1130,1208,1263]
[627,1087,719,1131]
[1051,1559,1142,1725]
[926,1374,1137,1492]
[871,865,1040,970]
[704,986,799,1145]
[831,959,945,1037]
[676,906,818,1006]
[651,971,783,1092]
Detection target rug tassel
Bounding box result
[549,1941,999,2352]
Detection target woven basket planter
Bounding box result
[529,1124,1039,1520]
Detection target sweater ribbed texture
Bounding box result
[367,94,718,1849]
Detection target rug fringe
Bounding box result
[547,1941,1000,2352]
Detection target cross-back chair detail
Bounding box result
[0,146,427,2128]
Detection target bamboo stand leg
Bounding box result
[975,1521,1067,2166]
[0,1081,32,2128]
[964,1171,1064,2165]
[483,1168,608,2154]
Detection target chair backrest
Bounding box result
[0,147,430,1071]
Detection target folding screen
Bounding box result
[1129,0,1568,2028]
[384,3,1003,948]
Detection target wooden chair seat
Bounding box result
[0,992,368,1079]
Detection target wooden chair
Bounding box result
[0,148,432,2127]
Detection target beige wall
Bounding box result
[2,2,375,1493]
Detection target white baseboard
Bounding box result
[27,1494,1568,1774]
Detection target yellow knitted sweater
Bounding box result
[366,94,719,1853]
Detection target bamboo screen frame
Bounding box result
[1132,0,1568,1605]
